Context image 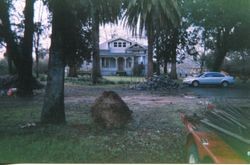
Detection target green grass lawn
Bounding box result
[0,85,186,163]
[103,76,145,83]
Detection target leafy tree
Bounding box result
[0,0,35,96]
[41,0,92,123]
[64,9,92,77]
[222,50,250,81]
[0,0,21,74]
[183,0,250,71]
[123,0,181,78]
[154,27,180,78]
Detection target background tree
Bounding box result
[124,0,181,78]
[88,0,122,84]
[0,0,36,96]
[154,27,179,77]
[18,0,35,96]
[183,0,250,71]
[65,6,92,77]
[0,0,21,74]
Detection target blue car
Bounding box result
[183,72,235,87]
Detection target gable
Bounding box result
[108,38,132,49]
[126,43,146,51]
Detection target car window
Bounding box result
[196,73,204,77]
[212,73,225,77]
[204,73,213,77]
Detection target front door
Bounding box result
[118,57,124,71]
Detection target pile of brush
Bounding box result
[130,74,180,91]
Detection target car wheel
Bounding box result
[187,143,200,164]
[221,81,229,87]
[192,81,199,87]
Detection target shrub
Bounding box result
[33,59,49,75]
[133,64,145,76]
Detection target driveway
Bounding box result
[183,86,250,98]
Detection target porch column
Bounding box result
[115,57,118,71]
[100,58,102,69]
[131,56,134,68]
[124,57,127,69]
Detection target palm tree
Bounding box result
[123,0,181,78]
[88,0,122,84]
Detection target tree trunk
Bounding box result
[213,28,229,71]
[35,32,40,78]
[91,9,101,84]
[147,26,154,78]
[164,59,168,74]
[41,0,66,124]
[17,0,35,96]
[170,59,177,79]
[68,64,78,77]
[170,29,178,79]
[156,61,160,75]
[6,52,14,75]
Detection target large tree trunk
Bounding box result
[163,59,168,74]
[91,9,102,84]
[41,0,66,124]
[68,64,78,77]
[6,52,14,75]
[17,0,35,96]
[213,28,229,71]
[35,32,40,78]
[147,26,154,78]
[170,60,177,79]
[170,29,178,79]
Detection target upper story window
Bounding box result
[118,42,122,47]
[114,42,117,47]
[123,42,126,47]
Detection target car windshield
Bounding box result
[196,73,204,77]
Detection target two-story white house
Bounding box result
[99,37,148,76]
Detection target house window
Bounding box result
[126,57,132,68]
[102,58,116,68]
[123,42,126,47]
[118,42,122,47]
[114,42,117,47]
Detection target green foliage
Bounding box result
[222,51,250,79]
[204,53,215,70]
[33,59,48,75]
[133,64,145,76]
[184,0,250,51]
[124,0,181,35]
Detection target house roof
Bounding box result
[126,43,147,51]
[107,37,134,44]
[99,37,147,50]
